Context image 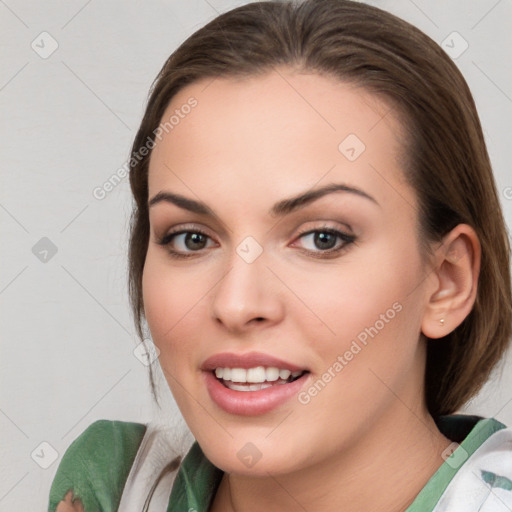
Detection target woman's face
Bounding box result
[143,69,437,475]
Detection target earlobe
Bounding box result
[421,224,481,339]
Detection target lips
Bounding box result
[201,352,307,372]
[201,352,310,415]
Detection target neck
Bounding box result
[210,404,452,512]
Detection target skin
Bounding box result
[55,491,84,512]
[142,68,480,512]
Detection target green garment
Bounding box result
[47,415,506,512]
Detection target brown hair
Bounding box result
[128,1,511,496]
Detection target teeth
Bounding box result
[230,368,247,383]
[247,367,266,382]
[214,366,304,383]
[279,369,291,380]
[225,382,274,392]
[266,367,280,381]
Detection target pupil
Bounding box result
[315,232,335,250]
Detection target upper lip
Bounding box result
[201,352,306,372]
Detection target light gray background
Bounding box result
[1,0,511,509]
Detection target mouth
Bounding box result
[213,366,308,391]
[201,352,311,415]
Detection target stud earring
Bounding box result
[440,318,445,325]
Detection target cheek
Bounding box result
[290,243,425,396]
[142,253,195,358]
[142,258,173,340]
[141,256,198,414]
[142,251,197,335]
[292,243,416,340]
[141,250,217,386]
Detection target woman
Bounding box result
[48,0,512,510]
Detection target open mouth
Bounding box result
[213,366,309,392]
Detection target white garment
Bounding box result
[434,427,512,511]
[118,362,194,512]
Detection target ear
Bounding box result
[421,224,481,339]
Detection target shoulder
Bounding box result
[65,419,147,452]
[435,417,512,511]
[48,420,147,512]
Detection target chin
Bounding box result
[198,433,305,476]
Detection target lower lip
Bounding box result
[203,371,309,416]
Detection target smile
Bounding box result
[214,366,305,391]
[201,352,310,415]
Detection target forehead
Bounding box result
[147,68,415,214]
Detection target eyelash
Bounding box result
[156,224,357,260]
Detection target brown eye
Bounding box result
[294,228,356,257]
[182,232,209,250]
[310,231,338,250]
[157,228,216,258]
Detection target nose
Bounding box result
[210,245,284,334]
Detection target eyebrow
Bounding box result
[148,183,379,217]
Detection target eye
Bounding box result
[293,227,356,257]
[156,227,216,258]
[156,224,357,260]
